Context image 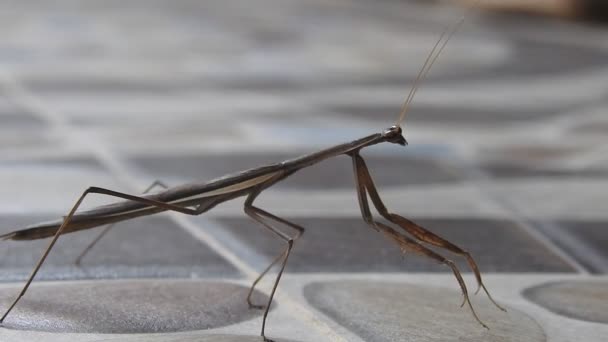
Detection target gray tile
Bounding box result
[0,156,102,169]
[534,221,608,274]
[328,104,563,124]
[479,164,607,179]
[562,221,608,265]
[90,335,301,342]
[0,134,57,152]
[0,280,267,333]
[205,77,306,92]
[24,79,200,95]
[523,281,608,324]
[0,112,45,129]
[0,157,122,212]
[214,217,575,273]
[0,100,51,151]
[304,280,545,342]
[481,38,608,78]
[0,98,46,130]
[335,37,608,85]
[128,153,464,190]
[25,77,304,95]
[0,215,240,281]
[571,120,608,135]
[477,145,585,167]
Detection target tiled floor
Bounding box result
[0,0,607,341]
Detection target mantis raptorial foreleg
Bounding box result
[353,154,506,312]
[0,186,205,324]
[351,152,488,328]
[74,180,170,265]
[243,189,303,341]
[378,221,487,328]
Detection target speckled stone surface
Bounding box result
[523,281,608,324]
[0,280,268,333]
[87,334,302,342]
[304,280,545,342]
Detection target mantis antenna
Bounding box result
[396,1,481,126]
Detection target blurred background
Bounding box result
[1,0,608,286]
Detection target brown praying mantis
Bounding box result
[0,4,505,342]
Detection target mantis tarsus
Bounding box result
[1,3,505,342]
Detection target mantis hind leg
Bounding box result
[74,180,169,265]
[0,185,202,324]
[243,189,304,342]
[243,208,304,309]
[353,153,506,312]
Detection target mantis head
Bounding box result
[383,125,407,146]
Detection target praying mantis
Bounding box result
[0,3,505,342]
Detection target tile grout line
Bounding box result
[0,67,348,342]
[2,63,590,266]
[86,145,348,342]
[89,146,350,341]
[460,162,591,274]
[534,220,608,273]
[1,61,592,321]
[0,68,261,279]
[534,95,608,171]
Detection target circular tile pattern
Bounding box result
[304,280,546,342]
[523,280,608,324]
[0,280,268,333]
[88,334,301,342]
